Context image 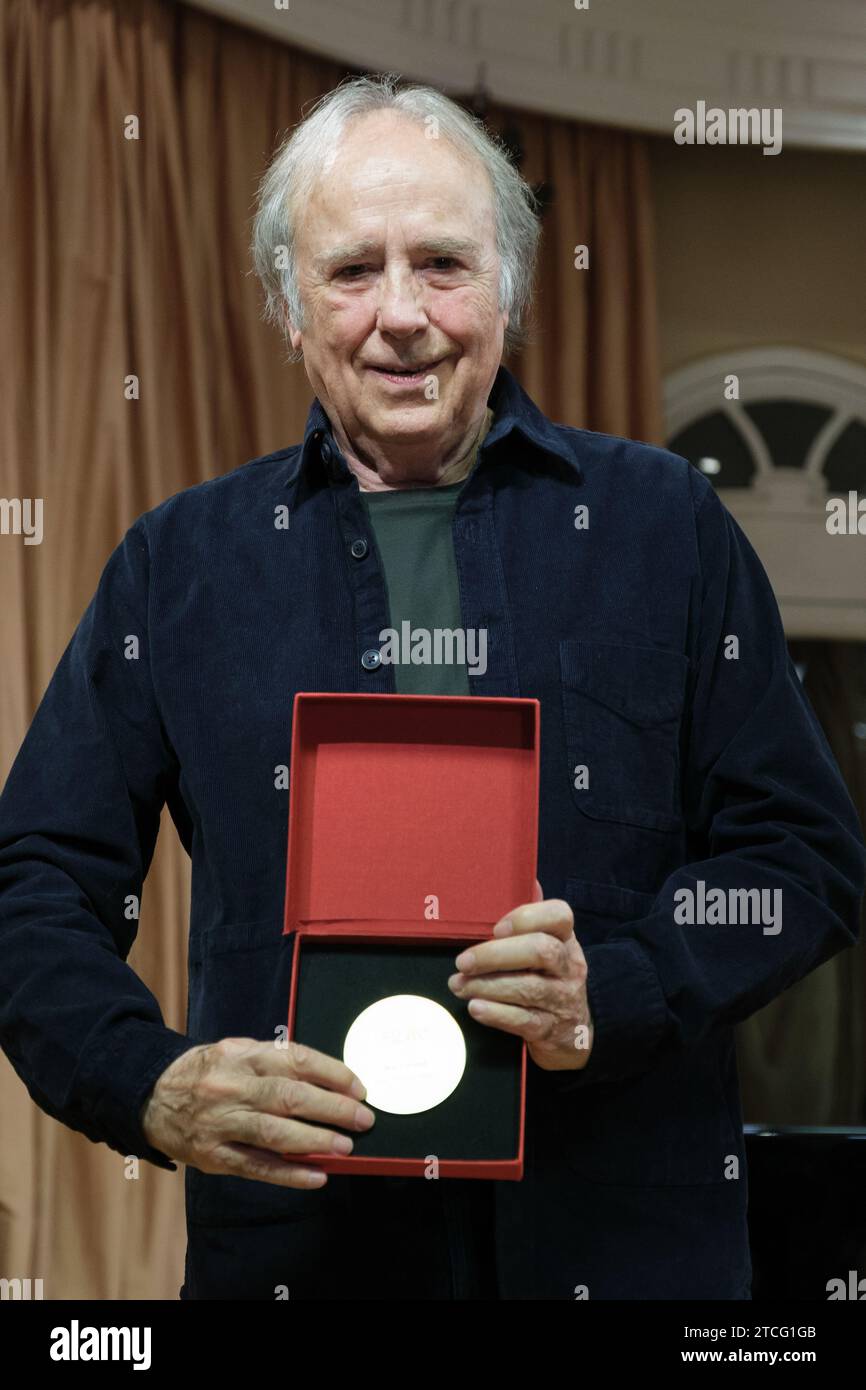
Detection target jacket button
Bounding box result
[350,538,369,560]
[361,648,382,670]
[320,438,333,464]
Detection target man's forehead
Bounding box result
[314,115,485,199]
[297,114,496,261]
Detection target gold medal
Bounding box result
[343,993,467,1115]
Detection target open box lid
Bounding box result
[283,693,540,937]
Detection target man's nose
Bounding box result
[375,265,429,335]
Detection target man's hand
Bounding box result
[140,1037,376,1188]
[447,897,593,1071]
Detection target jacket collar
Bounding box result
[285,364,580,485]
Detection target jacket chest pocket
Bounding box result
[560,639,688,833]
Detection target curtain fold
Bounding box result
[0,0,662,1297]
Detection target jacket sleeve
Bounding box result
[0,520,202,1168]
[559,474,865,1091]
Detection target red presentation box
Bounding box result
[282,691,540,1180]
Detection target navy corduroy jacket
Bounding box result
[0,364,863,1299]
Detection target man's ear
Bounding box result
[280,302,302,352]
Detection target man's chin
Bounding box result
[363,402,447,438]
[364,417,447,450]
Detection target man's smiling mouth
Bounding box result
[368,358,443,380]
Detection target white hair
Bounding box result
[250,73,542,361]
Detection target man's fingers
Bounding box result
[490,899,575,940]
[212,1142,329,1189]
[463,999,551,1042]
[453,930,569,978]
[248,1075,375,1133]
[222,1107,359,1158]
[244,1038,367,1099]
[449,969,570,1011]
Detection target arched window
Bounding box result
[664,348,866,640]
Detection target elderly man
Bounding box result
[0,74,863,1303]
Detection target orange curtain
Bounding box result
[0,0,663,1297]
[496,110,664,443]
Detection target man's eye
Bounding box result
[333,257,458,281]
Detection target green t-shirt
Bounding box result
[360,481,471,695]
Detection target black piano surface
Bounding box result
[745,1126,866,1300]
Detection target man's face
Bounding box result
[288,110,508,481]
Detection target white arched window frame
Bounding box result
[664,347,866,640]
